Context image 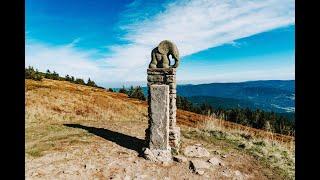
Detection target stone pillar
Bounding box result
[146,68,181,155]
[148,85,170,150]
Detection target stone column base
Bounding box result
[143,148,172,162]
[169,127,181,151]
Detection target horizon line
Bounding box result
[106,79,295,88]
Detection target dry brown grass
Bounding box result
[25,79,147,158]
[196,115,294,149]
[177,110,294,149]
[26,78,294,156]
[25,78,295,179]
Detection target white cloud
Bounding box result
[104,0,294,81]
[25,39,109,82]
[26,0,295,85]
[180,65,295,84]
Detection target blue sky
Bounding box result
[26,0,295,88]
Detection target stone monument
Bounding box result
[144,40,181,162]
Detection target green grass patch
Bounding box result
[182,128,295,180]
[26,148,43,158]
[253,140,266,147]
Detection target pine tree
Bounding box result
[75,78,85,85]
[25,66,34,79]
[87,78,97,87]
[25,66,42,81]
[65,75,71,81]
[119,86,127,94]
[134,86,146,101]
[127,86,134,96]
[52,71,59,80]
[125,86,146,101]
[45,69,51,78]
[34,69,42,81]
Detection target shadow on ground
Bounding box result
[64,124,146,155]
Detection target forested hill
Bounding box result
[176,80,294,113]
[139,80,294,113]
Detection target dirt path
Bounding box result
[26,120,280,180]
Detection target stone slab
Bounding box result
[147,68,176,75]
[149,84,170,150]
[184,144,210,158]
[143,148,172,162]
[190,160,211,175]
[147,75,164,82]
[173,155,187,163]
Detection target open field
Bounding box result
[26,79,295,179]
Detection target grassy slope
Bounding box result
[25,79,295,179]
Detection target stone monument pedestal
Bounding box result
[144,68,181,162]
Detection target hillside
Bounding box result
[176,80,295,113]
[25,79,295,179]
[187,96,256,110]
[186,96,295,121]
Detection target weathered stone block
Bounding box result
[165,75,176,83]
[169,127,180,150]
[169,94,176,100]
[169,117,177,127]
[169,89,177,94]
[190,160,211,175]
[169,106,177,115]
[149,85,170,150]
[147,68,176,75]
[168,83,176,89]
[173,155,187,163]
[170,139,180,150]
[148,82,160,86]
[148,75,164,82]
[169,97,176,109]
[143,148,172,162]
[169,127,180,140]
[184,144,210,158]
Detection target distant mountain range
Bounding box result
[140,80,294,113]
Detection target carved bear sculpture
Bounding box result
[149,40,180,69]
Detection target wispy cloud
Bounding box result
[66,37,82,48]
[25,38,109,82]
[26,0,294,85]
[180,65,295,84]
[104,0,294,81]
[25,38,142,85]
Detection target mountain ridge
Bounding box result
[137,80,294,113]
